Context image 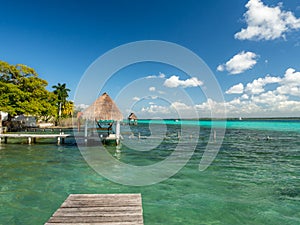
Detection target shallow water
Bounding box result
[0,120,299,224]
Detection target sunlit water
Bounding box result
[0,120,299,224]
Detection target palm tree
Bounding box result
[52,83,70,121]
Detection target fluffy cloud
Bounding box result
[244,75,281,94]
[132,96,140,101]
[171,102,193,111]
[146,73,165,79]
[235,0,300,41]
[149,86,156,92]
[141,104,170,115]
[195,96,300,118]
[75,103,89,111]
[207,68,300,117]
[217,51,258,74]
[225,68,299,96]
[251,91,288,104]
[226,83,244,94]
[276,68,300,96]
[164,75,203,88]
[134,68,300,118]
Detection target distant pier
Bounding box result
[0,133,71,144]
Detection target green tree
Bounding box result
[62,101,74,118]
[52,83,71,120]
[0,60,57,121]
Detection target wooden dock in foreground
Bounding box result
[45,194,144,225]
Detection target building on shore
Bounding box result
[128,112,138,125]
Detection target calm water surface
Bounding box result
[0,120,299,224]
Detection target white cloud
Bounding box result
[217,51,258,74]
[245,75,281,94]
[149,86,156,92]
[134,68,300,118]
[159,73,165,78]
[75,104,89,111]
[276,68,300,96]
[198,68,300,117]
[132,96,140,101]
[146,75,156,79]
[171,102,193,111]
[251,91,288,104]
[235,0,300,41]
[146,72,165,79]
[241,94,249,99]
[195,96,300,118]
[141,105,170,115]
[226,83,244,94]
[163,75,203,88]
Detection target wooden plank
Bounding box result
[51,206,140,213]
[45,222,143,225]
[45,194,143,225]
[47,215,143,223]
[61,200,141,207]
[53,211,142,217]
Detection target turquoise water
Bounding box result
[139,119,300,132]
[0,120,299,224]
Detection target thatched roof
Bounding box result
[128,112,138,120]
[82,93,123,121]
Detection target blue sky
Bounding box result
[1,0,300,118]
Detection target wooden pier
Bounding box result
[45,194,144,225]
[0,133,71,144]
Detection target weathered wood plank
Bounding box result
[54,206,141,213]
[68,194,141,199]
[48,215,143,223]
[53,211,142,217]
[61,201,141,207]
[45,222,143,225]
[45,194,143,225]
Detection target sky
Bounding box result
[1,0,300,118]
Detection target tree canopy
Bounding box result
[0,60,59,121]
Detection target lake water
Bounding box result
[0,120,299,224]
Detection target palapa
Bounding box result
[128,112,138,120]
[82,93,123,121]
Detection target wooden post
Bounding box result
[57,136,61,145]
[213,129,216,142]
[28,137,32,144]
[84,120,88,143]
[116,120,120,145]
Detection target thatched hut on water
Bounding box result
[82,92,123,144]
[128,112,138,125]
